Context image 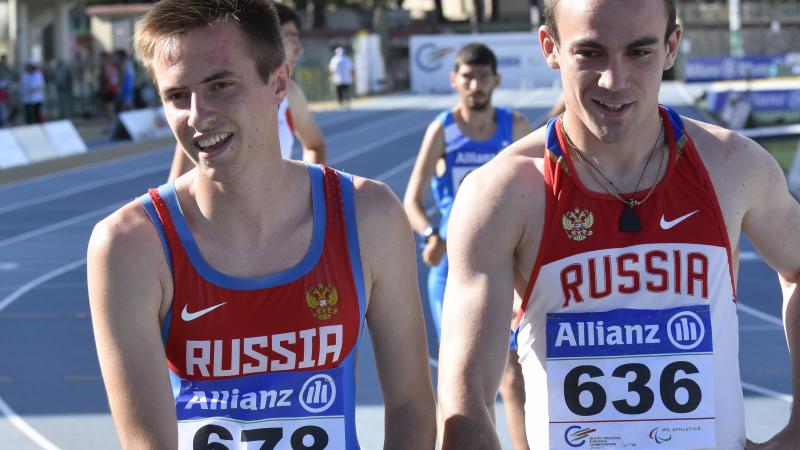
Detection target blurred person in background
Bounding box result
[116,49,136,111]
[98,51,120,123]
[329,47,354,109]
[21,59,45,124]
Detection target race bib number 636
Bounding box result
[546,306,716,449]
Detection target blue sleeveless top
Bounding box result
[431,107,514,238]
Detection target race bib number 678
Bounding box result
[546,306,716,449]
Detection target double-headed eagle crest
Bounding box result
[306,283,339,320]
[562,208,594,241]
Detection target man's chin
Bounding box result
[467,100,490,111]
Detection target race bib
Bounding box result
[450,165,481,194]
[176,367,346,449]
[546,306,716,449]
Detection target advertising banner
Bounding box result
[410,33,558,93]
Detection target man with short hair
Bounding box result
[87,1,435,448]
[403,42,531,450]
[438,1,800,449]
[167,2,326,180]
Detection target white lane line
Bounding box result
[372,156,416,181]
[329,122,428,166]
[739,303,784,327]
[325,111,420,144]
[0,202,124,249]
[314,109,374,127]
[0,258,86,314]
[0,165,165,215]
[740,251,761,262]
[0,258,86,450]
[0,145,171,191]
[0,396,61,450]
[741,381,793,403]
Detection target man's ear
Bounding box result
[663,24,683,71]
[273,62,290,103]
[540,25,560,70]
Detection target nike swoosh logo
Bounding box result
[660,210,700,230]
[181,302,227,322]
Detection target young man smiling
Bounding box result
[166,3,326,180]
[87,1,435,448]
[438,1,800,449]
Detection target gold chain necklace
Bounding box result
[560,115,665,232]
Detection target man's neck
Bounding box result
[561,109,664,177]
[454,104,496,141]
[187,157,299,237]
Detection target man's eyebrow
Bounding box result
[569,38,605,50]
[201,70,237,84]
[568,36,661,51]
[158,70,238,97]
[627,36,661,48]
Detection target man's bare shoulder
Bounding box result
[88,199,167,277]
[684,116,774,166]
[683,116,781,187]
[457,126,548,234]
[351,176,407,232]
[477,125,547,190]
[349,175,415,288]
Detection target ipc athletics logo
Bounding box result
[299,374,336,413]
[414,43,455,73]
[649,427,673,444]
[667,310,706,350]
[564,425,595,447]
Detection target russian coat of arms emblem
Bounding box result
[562,208,594,241]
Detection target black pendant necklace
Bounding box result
[619,204,641,232]
[560,114,665,233]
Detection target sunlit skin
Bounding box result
[450,63,501,112]
[540,0,680,177]
[155,22,288,182]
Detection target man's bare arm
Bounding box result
[738,138,800,448]
[403,120,445,233]
[403,120,446,266]
[287,80,327,165]
[356,178,437,449]
[87,203,177,448]
[438,158,529,450]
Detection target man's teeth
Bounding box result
[197,133,231,149]
[599,101,624,111]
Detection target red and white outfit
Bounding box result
[278,98,296,159]
[517,106,742,449]
[139,164,366,449]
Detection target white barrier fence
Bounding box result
[0,120,87,169]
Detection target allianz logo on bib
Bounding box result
[176,369,343,421]
[546,305,712,359]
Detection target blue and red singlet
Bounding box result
[139,164,366,450]
[517,105,742,449]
